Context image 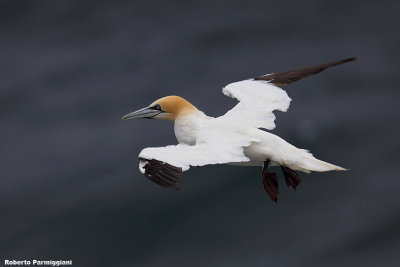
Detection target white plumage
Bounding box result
[138,79,344,173]
[221,79,291,129]
[122,57,356,200]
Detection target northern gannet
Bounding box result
[122,57,356,202]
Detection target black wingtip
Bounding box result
[139,158,183,190]
[254,56,358,86]
[340,57,358,63]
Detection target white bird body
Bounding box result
[123,57,355,201]
[147,107,343,172]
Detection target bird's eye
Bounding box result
[152,104,162,110]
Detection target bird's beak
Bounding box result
[121,107,162,120]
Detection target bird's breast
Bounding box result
[174,112,207,145]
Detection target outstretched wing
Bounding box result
[220,57,357,130]
[138,129,258,189]
[221,80,291,129]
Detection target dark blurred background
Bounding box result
[1,0,399,266]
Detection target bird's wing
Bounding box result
[220,57,357,129]
[220,79,291,129]
[138,128,258,190]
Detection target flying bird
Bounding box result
[122,57,356,202]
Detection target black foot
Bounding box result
[281,166,301,191]
[262,160,279,202]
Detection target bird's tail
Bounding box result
[294,150,348,173]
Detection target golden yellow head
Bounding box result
[150,96,197,120]
[121,95,197,121]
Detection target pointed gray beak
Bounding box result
[121,106,162,120]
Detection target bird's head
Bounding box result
[121,95,197,121]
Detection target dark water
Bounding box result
[1,0,399,266]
